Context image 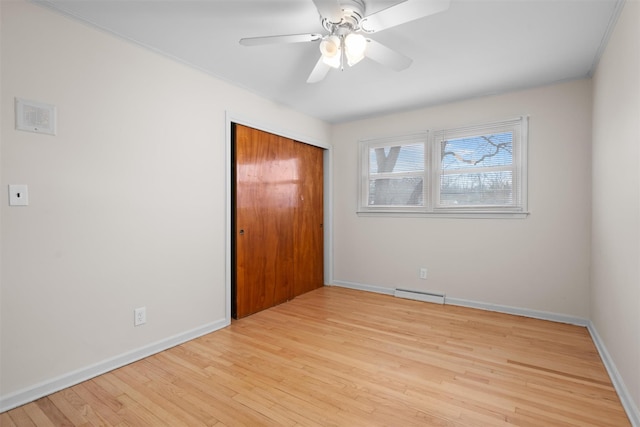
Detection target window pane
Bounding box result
[369,177,423,206]
[441,132,512,170]
[440,171,513,206]
[369,144,424,174]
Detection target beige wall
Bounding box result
[0,0,329,400]
[332,79,593,318]
[592,0,640,415]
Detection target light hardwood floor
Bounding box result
[1,286,631,426]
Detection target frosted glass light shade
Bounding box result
[344,33,367,66]
[320,35,341,68]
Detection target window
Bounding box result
[362,133,427,210]
[358,117,528,217]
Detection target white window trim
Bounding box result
[359,132,429,213]
[357,117,529,219]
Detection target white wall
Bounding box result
[0,0,329,406]
[332,79,593,318]
[2,0,637,419]
[592,0,640,417]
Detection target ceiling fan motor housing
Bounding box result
[321,0,365,34]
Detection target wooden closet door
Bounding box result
[293,142,324,296]
[234,124,295,318]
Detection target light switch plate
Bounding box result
[9,185,29,206]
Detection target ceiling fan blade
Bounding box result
[240,33,322,46]
[307,56,331,83]
[365,39,412,71]
[360,0,450,33]
[311,0,343,23]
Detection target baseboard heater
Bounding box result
[394,288,445,305]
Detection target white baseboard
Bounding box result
[0,318,229,413]
[329,280,395,296]
[445,297,590,326]
[587,322,640,427]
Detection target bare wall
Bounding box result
[0,0,329,400]
[592,0,640,415]
[332,79,592,318]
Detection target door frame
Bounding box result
[225,112,333,323]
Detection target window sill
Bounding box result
[356,210,530,219]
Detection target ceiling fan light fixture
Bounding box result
[319,35,341,69]
[344,33,367,66]
[319,35,340,57]
[322,50,342,68]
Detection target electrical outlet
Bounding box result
[134,307,146,326]
[9,185,29,206]
[419,268,428,280]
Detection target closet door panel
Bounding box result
[234,124,294,318]
[293,142,324,296]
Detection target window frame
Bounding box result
[357,117,528,218]
[359,132,429,213]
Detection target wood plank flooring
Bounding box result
[1,286,631,426]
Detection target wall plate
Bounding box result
[9,185,29,206]
[15,98,57,135]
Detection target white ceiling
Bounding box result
[35,0,622,123]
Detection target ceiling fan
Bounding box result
[239,0,450,83]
